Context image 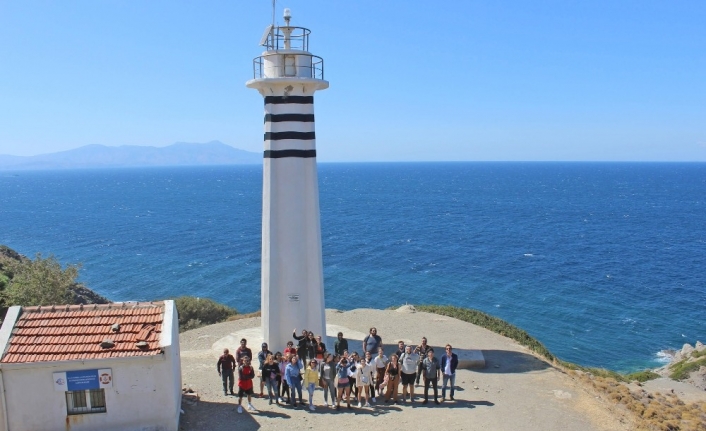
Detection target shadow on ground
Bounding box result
[409,399,495,410]
[180,397,404,430]
[181,398,290,431]
[477,349,552,373]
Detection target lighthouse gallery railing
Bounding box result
[252,54,325,80]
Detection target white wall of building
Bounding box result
[0,301,181,431]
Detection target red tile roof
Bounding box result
[1,303,165,364]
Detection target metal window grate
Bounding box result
[89,389,106,409]
[66,389,107,415]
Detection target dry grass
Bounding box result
[226,310,261,321]
[573,371,706,431]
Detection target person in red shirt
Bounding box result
[237,356,256,413]
[284,341,297,356]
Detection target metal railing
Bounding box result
[262,26,311,51]
[252,54,324,80]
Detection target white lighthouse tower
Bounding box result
[246,8,328,351]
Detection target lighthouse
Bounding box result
[246,8,328,351]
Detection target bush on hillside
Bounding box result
[2,253,79,312]
[415,304,555,361]
[624,370,660,383]
[669,357,706,381]
[0,246,109,321]
[174,296,238,332]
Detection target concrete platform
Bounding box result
[211,323,485,369]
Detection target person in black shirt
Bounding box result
[261,353,281,405]
[414,337,431,385]
[293,329,309,360]
[304,332,317,361]
[394,340,406,358]
[334,332,348,356]
[257,342,273,397]
[216,348,236,395]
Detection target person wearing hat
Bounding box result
[258,342,273,397]
[302,358,320,411]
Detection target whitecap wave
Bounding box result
[655,350,675,364]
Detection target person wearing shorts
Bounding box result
[335,357,352,410]
[356,357,374,407]
[399,345,419,402]
[237,357,256,413]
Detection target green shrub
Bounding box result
[174,296,238,332]
[2,253,78,309]
[411,304,664,383]
[669,357,706,381]
[624,370,660,382]
[691,349,706,358]
[414,304,555,362]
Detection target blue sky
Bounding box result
[1,1,704,162]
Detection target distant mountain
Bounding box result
[0,141,261,170]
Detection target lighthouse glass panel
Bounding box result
[284,55,296,77]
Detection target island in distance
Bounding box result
[0,141,261,170]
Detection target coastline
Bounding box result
[179,307,705,431]
[179,307,630,431]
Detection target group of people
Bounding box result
[216,327,460,414]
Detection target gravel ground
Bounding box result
[178,308,635,431]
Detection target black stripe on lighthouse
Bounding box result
[262,95,316,158]
[264,150,317,158]
[264,131,316,141]
[264,114,315,123]
[264,96,313,105]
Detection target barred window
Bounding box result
[65,389,106,415]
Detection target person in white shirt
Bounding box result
[399,345,419,402]
[354,357,375,407]
[373,346,388,401]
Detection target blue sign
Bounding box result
[66,370,99,391]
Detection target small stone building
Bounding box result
[0,301,181,431]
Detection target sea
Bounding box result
[1,162,704,373]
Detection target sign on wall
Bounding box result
[53,369,113,392]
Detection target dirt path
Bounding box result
[178,308,634,431]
